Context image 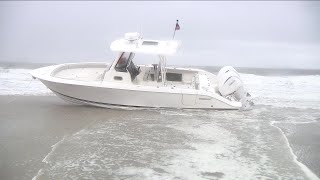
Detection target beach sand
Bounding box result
[276,121,320,177]
[0,95,319,179]
[0,96,107,180]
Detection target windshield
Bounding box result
[114,52,134,72]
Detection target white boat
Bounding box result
[31,32,252,110]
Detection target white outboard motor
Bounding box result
[217,66,242,97]
[217,66,253,109]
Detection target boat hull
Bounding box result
[39,79,240,110]
[31,64,242,110]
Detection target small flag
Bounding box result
[175,20,180,31]
[172,20,180,39]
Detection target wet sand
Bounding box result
[0,96,111,180]
[0,96,319,179]
[276,122,320,178]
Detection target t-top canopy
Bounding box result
[110,32,180,55]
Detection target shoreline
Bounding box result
[0,95,319,179]
[32,135,67,180]
[270,121,319,180]
[0,95,98,180]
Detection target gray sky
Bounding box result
[0,1,320,69]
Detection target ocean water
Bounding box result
[0,64,320,179]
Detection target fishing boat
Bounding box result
[31,32,252,109]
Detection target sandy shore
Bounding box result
[276,121,320,178]
[0,96,105,180]
[0,95,319,179]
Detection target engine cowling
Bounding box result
[217,66,243,97]
[217,66,253,109]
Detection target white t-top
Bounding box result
[110,33,180,55]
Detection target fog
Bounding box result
[0,1,320,69]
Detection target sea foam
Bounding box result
[241,73,320,109]
[0,68,52,95]
[1,67,319,110]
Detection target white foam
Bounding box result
[42,136,67,164]
[160,110,194,116]
[32,136,67,180]
[270,121,320,180]
[116,167,170,180]
[31,111,318,179]
[1,67,319,110]
[161,122,271,179]
[32,169,44,180]
[0,67,53,95]
[241,73,320,109]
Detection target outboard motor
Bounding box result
[217,66,253,110]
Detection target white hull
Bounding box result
[31,63,242,110]
[30,33,252,110]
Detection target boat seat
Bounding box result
[143,68,155,81]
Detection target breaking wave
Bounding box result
[0,68,53,95]
[1,67,319,110]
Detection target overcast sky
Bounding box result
[0,1,320,69]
